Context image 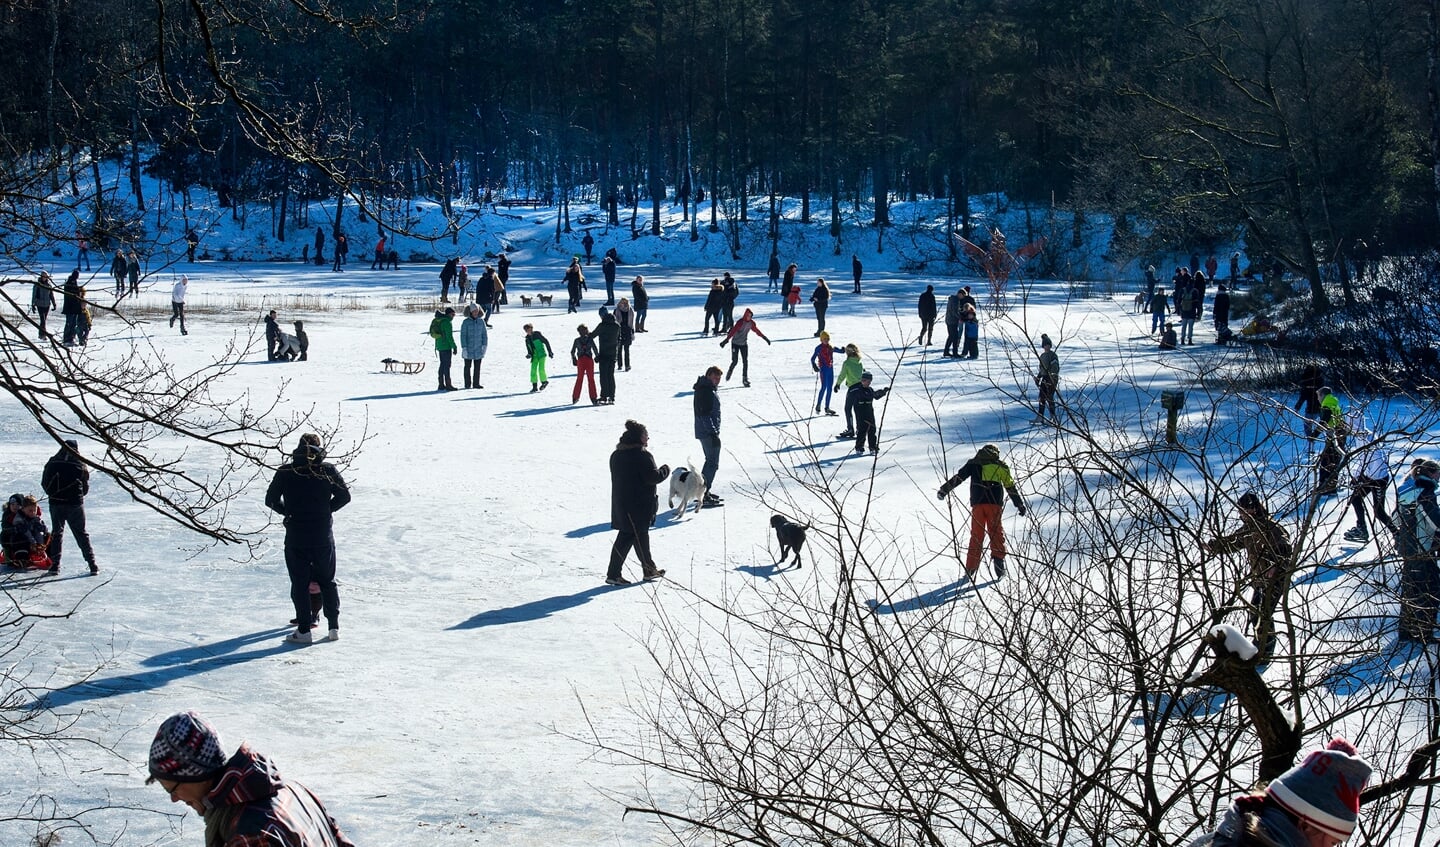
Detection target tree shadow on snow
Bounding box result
[1320,633,1424,696]
[450,585,617,629]
[1293,551,1355,587]
[1133,687,1233,725]
[866,578,987,614]
[30,627,293,710]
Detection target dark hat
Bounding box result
[445,307,455,315]
[860,372,874,380]
[63,439,78,451]
[599,307,611,318]
[147,711,228,784]
[1237,491,1264,511]
[618,419,647,445]
[1265,739,1372,840]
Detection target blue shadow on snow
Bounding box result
[866,578,987,614]
[1321,634,1424,696]
[450,585,621,630]
[30,628,293,710]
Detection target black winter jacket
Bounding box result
[610,443,666,531]
[41,448,89,505]
[264,445,351,544]
[918,287,937,320]
[594,314,620,359]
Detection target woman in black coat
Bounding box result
[606,420,669,585]
[61,270,84,346]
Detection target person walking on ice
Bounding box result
[835,343,864,438]
[720,307,771,387]
[850,372,890,454]
[605,419,668,585]
[937,444,1028,580]
[265,433,351,644]
[1035,334,1060,422]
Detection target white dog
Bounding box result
[667,463,707,518]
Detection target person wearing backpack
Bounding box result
[1177,283,1198,345]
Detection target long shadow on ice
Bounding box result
[345,389,448,402]
[31,628,292,709]
[450,585,614,629]
[1321,634,1424,696]
[866,578,986,614]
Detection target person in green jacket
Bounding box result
[523,323,555,393]
[835,344,865,438]
[429,307,458,391]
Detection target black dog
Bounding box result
[770,514,810,567]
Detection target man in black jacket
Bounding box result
[42,440,97,575]
[693,367,724,507]
[850,373,890,454]
[594,308,621,404]
[264,310,282,361]
[265,434,351,644]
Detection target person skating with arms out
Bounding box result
[937,444,1028,580]
[810,331,843,415]
[720,307,771,388]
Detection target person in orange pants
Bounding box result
[937,443,1027,579]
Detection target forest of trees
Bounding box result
[2,0,1437,306]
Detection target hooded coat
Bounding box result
[264,442,351,546]
[460,310,490,359]
[429,311,457,352]
[693,375,721,438]
[594,312,621,359]
[199,744,355,847]
[722,309,768,346]
[610,439,666,531]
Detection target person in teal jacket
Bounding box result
[429,307,457,391]
[835,344,864,437]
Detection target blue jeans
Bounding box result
[816,367,834,410]
[1151,313,1165,334]
[698,434,721,492]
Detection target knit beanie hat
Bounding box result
[147,711,228,783]
[618,419,647,446]
[1266,738,1372,840]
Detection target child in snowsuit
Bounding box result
[835,345,864,437]
[785,284,801,316]
[851,372,890,453]
[6,495,51,568]
[810,331,843,415]
[523,324,554,393]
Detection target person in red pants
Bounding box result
[570,324,599,405]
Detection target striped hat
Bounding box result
[1265,738,1372,839]
[147,711,228,783]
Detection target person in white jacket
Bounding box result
[169,275,189,335]
[1344,427,1396,543]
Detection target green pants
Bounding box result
[530,356,548,384]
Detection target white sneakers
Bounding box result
[284,629,340,644]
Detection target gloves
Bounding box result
[719,340,727,348]
[812,364,820,373]
[765,339,772,346]
[658,464,670,477]
[937,489,948,500]
[572,358,578,366]
[526,353,532,359]
[1016,504,1028,517]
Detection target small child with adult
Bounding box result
[571,324,599,405]
[810,331,843,416]
[851,372,891,454]
[835,344,865,438]
[523,324,554,393]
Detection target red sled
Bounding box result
[0,547,53,571]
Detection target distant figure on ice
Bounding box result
[1294,364,1325,438]
[1150,287,1171,336]
[371,235,386,270]
[602,253,618,305]
[1343,432,1394,543]
[570,323,599,405]
[439,257,459,303]
[1035,334,1059,422]
[720,272,739,333]
[111,249,128,297]
[582,231,595,265]
[313,227,325,266]
[61,270,84,346]
[780,263,798,312]
[496,251,512,287]
[564,257,587,313]
[146,710,357,846]
[331,233,348,271]
[917,284,937,346]
[631,275,650,332]
[31,272,55,339]
[943,288,963,357]
[170,275,189,335]
[615,297,636,371]
[185,228,199,262]
[809,277,831,337]
[265,310,282,360]
[523,323,554,393]
[76,236,90,270]
[292,321,308,361]
[767,251,781,293]
[959,302,979,359]
[1159,322,1178,350]
[693,365,724,508]
[851,253,863,294]
[594,307,621,404]
[460,303,488,389]
[836,343,864,438]
[937,443,1028,580]
[703,279,725,335]
[127,250,141,294]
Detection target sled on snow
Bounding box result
[381,357,426,375]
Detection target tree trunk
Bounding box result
[129,101,145,212]
[90,157,104,241]
[1429,0,1440,233]
[45,0,60,193]
[872,151,890,227]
